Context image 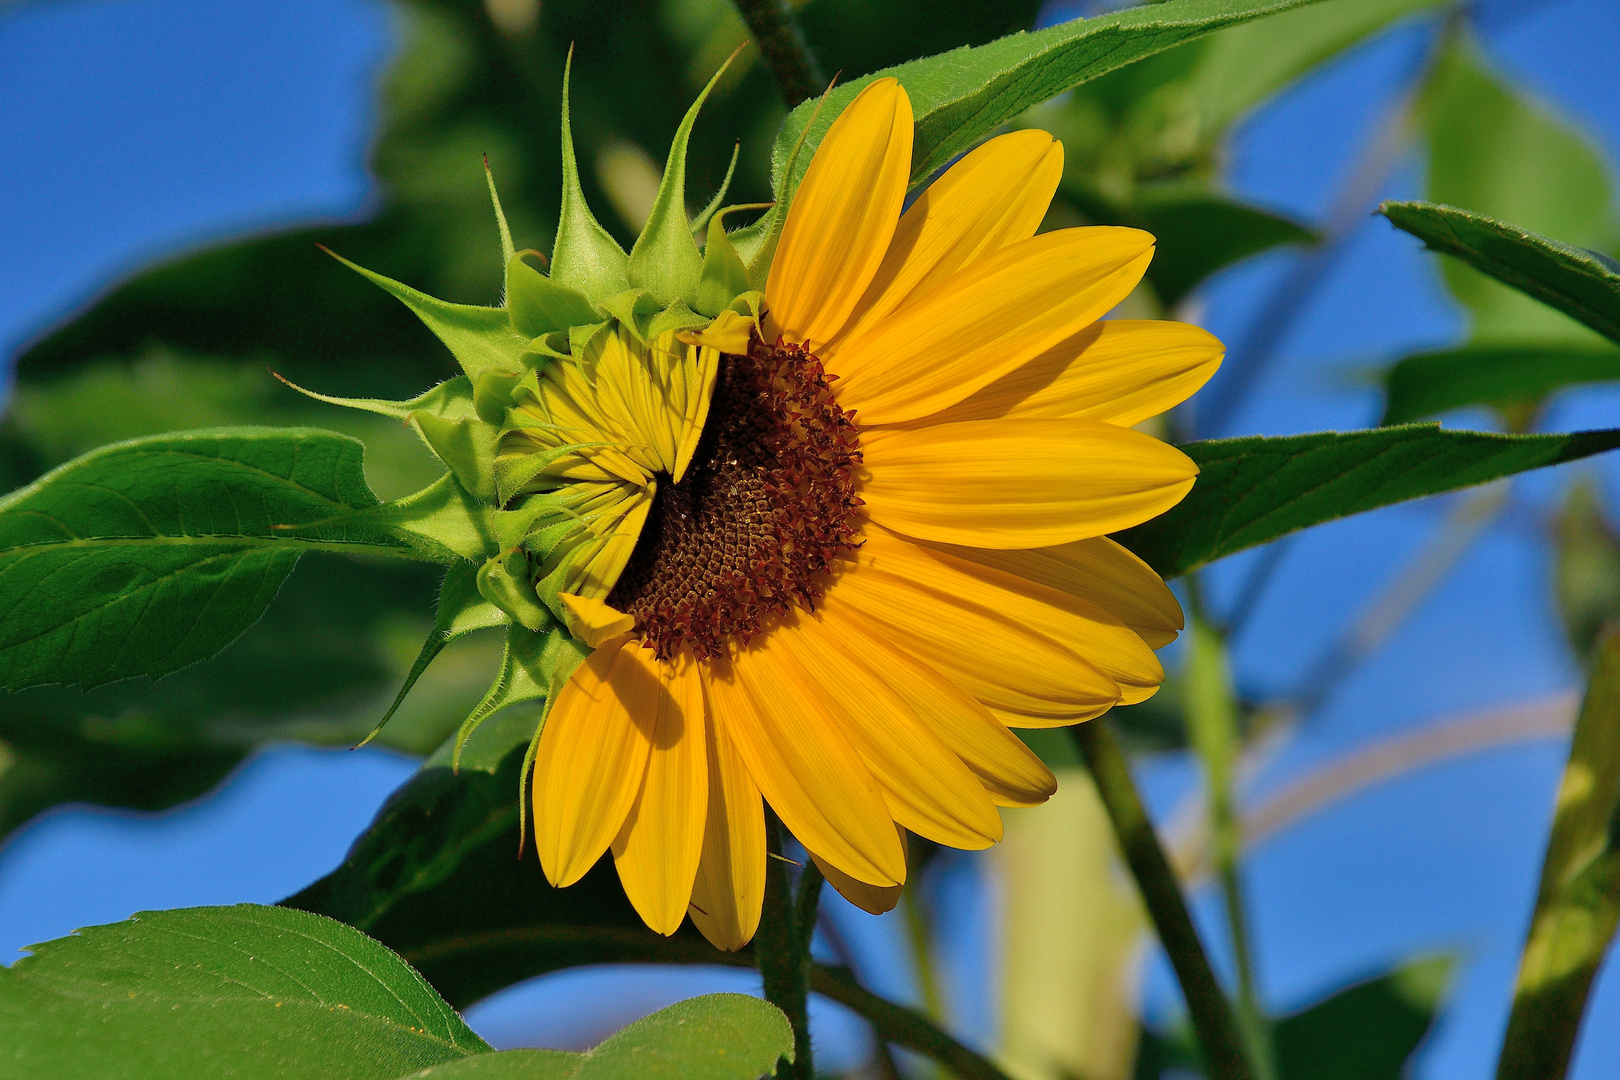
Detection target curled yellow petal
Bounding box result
[559,592,636,646]
[679,309,755,355]
[812,825,908,915]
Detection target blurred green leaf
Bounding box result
[1379,340,1620,427]
[1273,957,1450,1080]
[412,995,794,1080]
[0,904,491,1080]
[1381,201,1620,347]
[0,429,425,692]
[1497,629,1620,1080]
[770,0,1327,197]
[1116,425,1620,578]
[1136,957,1449,1080]
[1421,35,1616,345]
[1554,480,1620,666]
[1131,184,1317,307]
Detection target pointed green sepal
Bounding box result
[737,89,829,289]
[551,50,630,304]
[485,156,517,267]
[646,300,711,341]
[320,246,529,380]
[472,368,522,426]
[600,289,663,344]
[694,211,753,317]
[626,53,739,306]
[454,622,589,780]
[412,410,500,503]
[506,252,600,338]
[476,548,553,632]
[569,320,612,356]
[353,561,509,749]
[373,472,503,562]
[690,142,740,237]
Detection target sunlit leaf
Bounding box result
[770,0,1327,197]
[0,429,421,691]
[1381,201,1620,347]
[1116,425,1620,578]
[0,905,490,1080]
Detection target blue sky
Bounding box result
[1,1,1619,1077]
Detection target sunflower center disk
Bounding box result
[608,337,863,660]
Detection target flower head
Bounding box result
[528,78,1223,948]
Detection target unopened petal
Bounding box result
[812,826,908,915]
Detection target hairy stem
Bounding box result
[1072,719,1256,1080]
[759,814,813,1078]
[731,0,825,108]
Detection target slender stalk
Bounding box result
[759,814,814,1078]
[1186,610,1277,1080]
[1071,719,1256,1080]
[1497,628,1620,1080]
[731,0,825,108]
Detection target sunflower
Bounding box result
[528,77,1222,950]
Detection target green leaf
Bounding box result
[323,248,531,381]
[0,904,490,1080]
[410,995,792,1080]
[770,0,1325,198]
[1131,184,1317,307]
[1420,36,1615,343]
[1379,339,1620,426]
[505,254,600,338]
[0,428,422,691]
[1381,201,1620,347]
[1497,629,1620,1080]
[1273,957,1451,1080]
[1115,425,1620,578]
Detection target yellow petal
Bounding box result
[816,599,1057,807]
[611,651,707,936]
[922,319,1224,428]
[531,636,656,887]
[828,130,1063,348]
[828,229,1154,424]
[812,825,908,915]
[689,670,767,951]
[935,535,1183,649]
[709,644,907,887]
[859,418,1197,548]
[767,79,913,347]
[863,526,1164,699]
[771,608,1003,849]
[678,309,755,355]
[829,555,1120,723]
[559,593,636,647]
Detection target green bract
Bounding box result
[283,54,771,767]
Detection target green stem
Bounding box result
[1071,719,1255,1080]
[731,0,825,108]
[759,814,813,1078]
[1497,628,1620,1080]
[1186,609,1278,1080]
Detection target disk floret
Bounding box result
[609,334,863,659]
